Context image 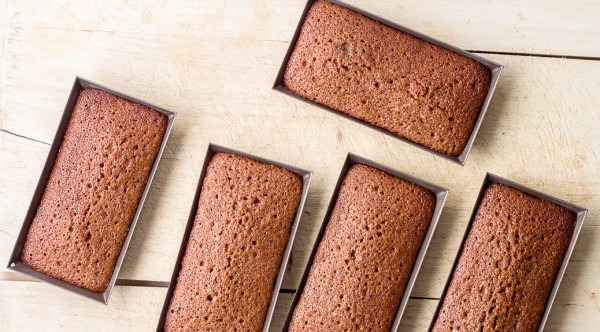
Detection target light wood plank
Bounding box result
[5,0,600,58]
[0,281,167,331]
[0,0,11,125]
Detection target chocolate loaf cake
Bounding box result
[288,164,435,331]
[432,183,576,331]
[21,88,167,292]
[164,153,303,331]
[284,0,491,156]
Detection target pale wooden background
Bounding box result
[1,0,599,331]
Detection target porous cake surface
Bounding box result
[288,164,435,331]
[432,183,576,331]
[284,0,491,156]
[165,153,303,332]
[22,88,167,292]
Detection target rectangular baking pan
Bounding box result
[428,173,588,331]
[156,143,313,331]
[7,76,177,304]
[273,0,503,166]
[282,152,449,331]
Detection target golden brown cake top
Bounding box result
[165,153,303,332]
[22,88,167,292]
[289,164,435,331]
[433,183,576,331]
[284,0,491,156]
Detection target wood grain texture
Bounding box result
[1,0,599,331]
[4,0,600,58]
[0,280,168,331]
[0,0,10,125]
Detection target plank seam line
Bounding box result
[279,289,296,294]
[114,279,169,288]
[469,50,600,62]
[0,276,170,288]
[1,128,51,145]
[409,296,440,301]
[0,276,443,300]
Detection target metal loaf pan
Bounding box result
[273,0,503,165]
[156,143,313,331]
[7,77,176,304]
[428,173,587,331]
[282,152,449,331]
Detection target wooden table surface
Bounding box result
[1,1,599,331]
